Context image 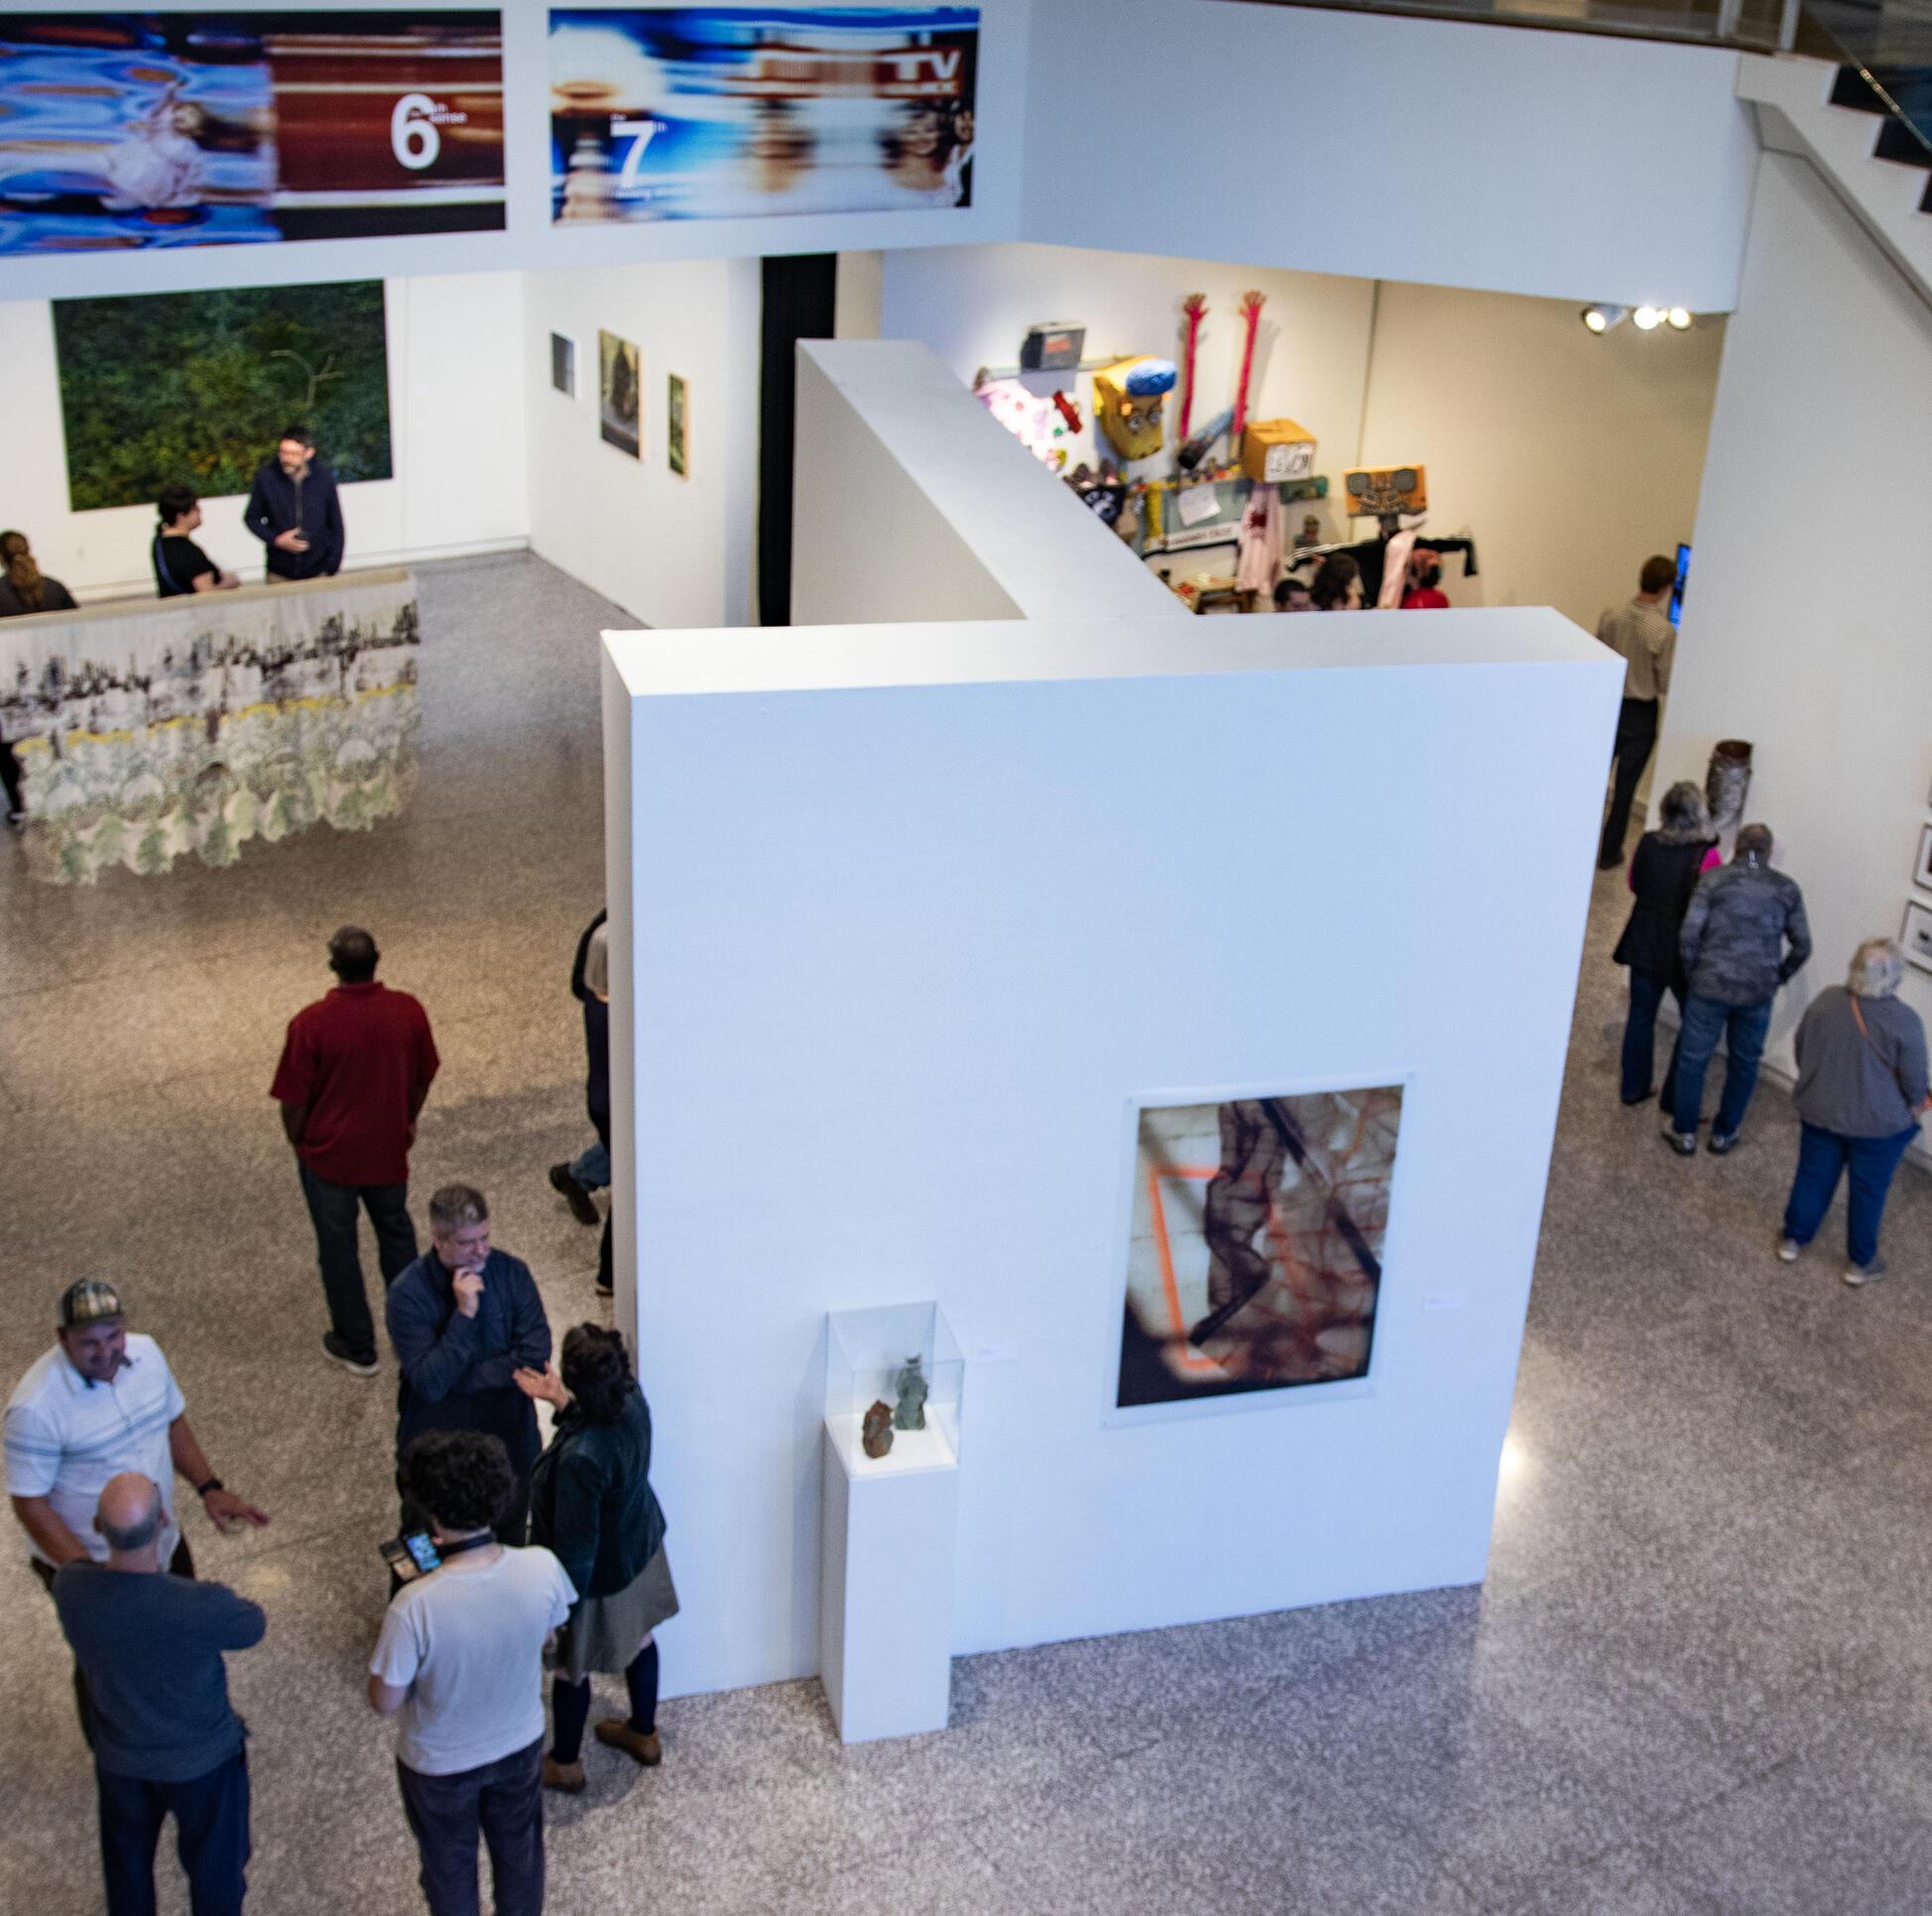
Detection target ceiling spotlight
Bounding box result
[1580,303,1628,334]
[1632,305,1663,330]
[1666,306,1693,330]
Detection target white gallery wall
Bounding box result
[1022,0,1757,312]
[522,258,760,629]
[0,273,529,601]
[879,243,1724,631]
[604,606,1624,1695]
[1657,153,1932,1068]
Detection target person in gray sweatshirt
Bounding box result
[1665,823,1811,1154]
[1777,937,1928,1284]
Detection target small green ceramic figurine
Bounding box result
[893,1354,928,1431]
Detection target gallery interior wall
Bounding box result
[1022,0,1758,312]
[604,603,1624,1697]
[1656,152,1932,1078]
[0,272,529,600]
[878,243,1724,631]
[522,257,760,631]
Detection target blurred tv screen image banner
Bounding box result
[0,11,505,255]
[549,6,978,224]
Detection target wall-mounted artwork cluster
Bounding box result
[1906,787,1932,975]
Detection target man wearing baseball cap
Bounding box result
[5,1279,269,1585]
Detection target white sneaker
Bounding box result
[1842,1258,1888,1288]
[1775,1238,1801,1263]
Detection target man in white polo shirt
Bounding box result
[5,1279,269,1585]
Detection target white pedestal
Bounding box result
[818,1413,959,1743]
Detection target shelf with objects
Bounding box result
[818,1301,964,1743]
[973,292,1479,616]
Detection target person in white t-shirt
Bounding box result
[369,1430,574,1916]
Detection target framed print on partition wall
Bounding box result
[599,330,640,458]
[548,6,978,224]
[1915,822,1932,894]
[1115,1084,1404,1414]
[667,373,688,477]
[0,11,505,255]
[551,333,576,399]
[1904,899,1932,975]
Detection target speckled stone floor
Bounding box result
[2,552,1929,1915]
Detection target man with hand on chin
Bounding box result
[387,1186,551,1546]
[242,423,344,582]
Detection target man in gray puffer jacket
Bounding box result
[1665,823,1811,1154]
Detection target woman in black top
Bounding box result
[0,529,76,617]
[1613,779,1719,1107]
[153,486,238,598]
[518,1325,676,1792]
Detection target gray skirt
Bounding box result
[557,1544,678,1683]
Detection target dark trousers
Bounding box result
[594,1115,613,1295]
[1782,1122,1918,1268]
[0,734,22,816]
[96,1746,250,1916]
[1621,967,1685,1106]
[298,1164,418,1363]
[398,1736,544,1916]
[36,1537,194,1740]
[1599,695,1659,867]
[1671,995,1772,1141]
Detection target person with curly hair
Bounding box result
[518,1325,676,1791]
[368,1430,574,1916]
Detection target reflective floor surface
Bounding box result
[1,553,1927,1914]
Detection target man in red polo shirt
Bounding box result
[271,927,439,1377]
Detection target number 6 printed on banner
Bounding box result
[391,93,442,171]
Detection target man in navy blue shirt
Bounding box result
[242,424,345,582]
[55,1472,265,1916]
[387,1184,551,1545]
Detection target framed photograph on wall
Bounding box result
[599,329,640,458]
[1904,899,1932,975]
[1915,822,1932,894]
[1112,1081,1404,1416]
[667,373,689,477]
[550,333,576,399]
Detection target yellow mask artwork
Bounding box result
[1093,356,1175,460]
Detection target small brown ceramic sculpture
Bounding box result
[862,1399,895,1459]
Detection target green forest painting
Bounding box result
[54,282,393,512]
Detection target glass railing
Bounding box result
[1219,0,1793,49]
[1800,1,1932,156]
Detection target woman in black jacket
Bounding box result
[1613,779,1719,1108]
[517,1324,676,1791]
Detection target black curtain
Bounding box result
[758,254,838,627]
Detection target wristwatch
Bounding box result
[195,1478,224,1497]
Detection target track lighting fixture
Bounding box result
[1632,305,1663,330]
[1580,303,1628,334]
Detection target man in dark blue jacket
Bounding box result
[387,1184,551,1544]
[242,424,345,582]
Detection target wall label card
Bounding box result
[0,13,505,255]
[550,6,978,225]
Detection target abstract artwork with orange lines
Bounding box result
[1118,1088,1402,1407]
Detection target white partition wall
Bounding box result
[604,609,1623,1697]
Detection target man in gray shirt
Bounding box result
[55,1473,265,1916]
[1596,554,1679,870]
[1666,823,1811,1154]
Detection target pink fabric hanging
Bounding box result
[1235,485,1283,595]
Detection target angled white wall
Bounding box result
[791,338,1179,626]
[605,608,1623,1697]
[1657,152,1932,1068]
[1023,0,1757,312]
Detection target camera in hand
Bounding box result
[380,1531,441,1582]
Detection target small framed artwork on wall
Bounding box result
[1915,822,1932,894]
[600,329,641,458]
[1904,898,1932,974]
[667,373,689,477]
[550,333,576,399]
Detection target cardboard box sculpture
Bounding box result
[1241,419,1317,484]
[1093,357,1175,460]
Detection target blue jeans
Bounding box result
[1620,968,1684,1106]
[97,1746,250,1916]
[569,1140,609,1191]
[1782,1122,1919,1268]
[397,1736,544,1916]
[1671,995,1772,1140]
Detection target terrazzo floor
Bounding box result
[2,552,1928,1915]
